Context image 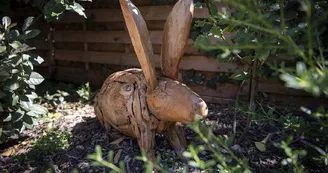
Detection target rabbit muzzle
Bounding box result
[147,78,208,124]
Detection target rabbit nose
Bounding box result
[193,100,208,118]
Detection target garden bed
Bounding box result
[0,82,325,173]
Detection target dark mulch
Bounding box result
[0,101,315,173]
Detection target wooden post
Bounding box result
[47,22,55,79]
[83,22,90,70]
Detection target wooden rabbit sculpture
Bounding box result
[94,0,208,162]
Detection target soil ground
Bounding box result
[0,84,324,173]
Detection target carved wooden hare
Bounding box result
[94,0,208,162]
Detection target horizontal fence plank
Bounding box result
[27,40,49,50]
[258,78,313,97]
[55,6,214,23]
[53,30,194,45]
[53,66,326,106]
[54,50,245,72]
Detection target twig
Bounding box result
[300,139,327,156]
[232,80,246,145]
[220,35,251,65]
[237,59,258,143]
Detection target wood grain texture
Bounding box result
[54,50,245,72]
[54,6,214,23]
[160,0,194,79]
[119,0,158,90]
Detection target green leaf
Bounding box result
[217,50,232,62]
[2,114,12,122]
[22,54,30,61]
[255,142,266,152]
[8,30,20,40]
[20,29,41,40]
[230,71,249,80]
[12,94,19,106]
[20,100,32,111]
[26,110,38,117]
[26,72,44,85]
[5,78,20,91]
[255,49,270,61]
[26,92,38,100]
[11,69,19,74]
[194,35,210,49]
[69,2,87,18]
[23,115,35,129]
[22,17,35,31]
[296,62,306,76]
[182,151,193,158]
[208,0,218,16]
[188,161,200,168]
[0,91,5,98]
[9,41,22,50]
[12,109,25,122]
[43,1,66,21]
[280,73,302,89]
[30,54,44,65]
[30,104,48,115]
[0,70,10,81]
[0,46,6,53]
[2,16,11,30]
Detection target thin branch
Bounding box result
[232,80,246,145]
[237,59,258,143]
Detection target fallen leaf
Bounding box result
[49,112,63,119]
[21,140,30,145]
[255,141,266,152]
[114,149,123,164]
[110,136,125,145]
[43,131,47,136]
[46,122,53,131]
[2,148,16,157]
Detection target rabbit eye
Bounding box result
[122,84,133,93]
[156,91,168,99]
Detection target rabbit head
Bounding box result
[120,0,208,124]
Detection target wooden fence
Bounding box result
[11,0,326,107]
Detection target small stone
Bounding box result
[76,145,84,150]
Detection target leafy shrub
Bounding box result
[31,127,71,152]
[0,16,48,143]
[36,89,70,110]
[194,0,328,96]
[0,0,91,143]
[76,82,91,104]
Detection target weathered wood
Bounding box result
[120,0,158,90]
[55,6,214,23]
[53,30,194,45]
[27,40,49,50]
[54,50,245,72]
[88,43,126,52]
[54,42,84,50]
[53,66,326,107]
[258,78,314,97]
[160,0,194,79]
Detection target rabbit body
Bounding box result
[94,68,191,160]
[94,68,171,137]
[94,0,208,162]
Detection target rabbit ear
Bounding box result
[160,0,194,79]
[120,0,158,90]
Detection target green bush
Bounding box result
[0,0,91,144]
[0,16,48,143]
